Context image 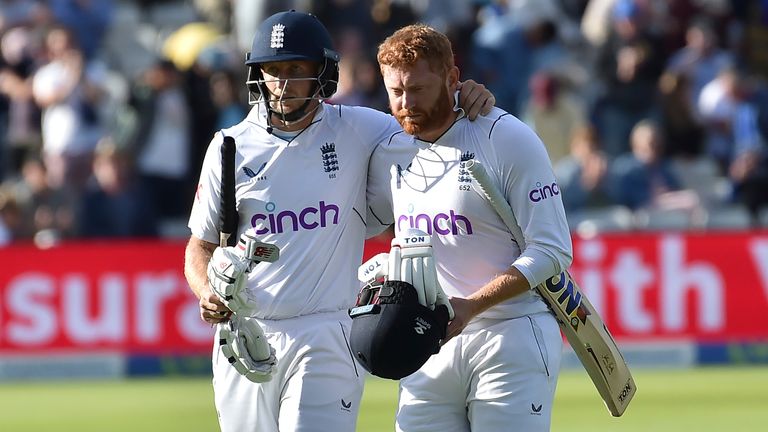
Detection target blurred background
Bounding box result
[0,0,767,245]
[0,1,766,427]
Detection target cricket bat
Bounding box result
[466,160,636,417]
[220,135,238,248]
[219,135,281,260]
[217,135,279,364]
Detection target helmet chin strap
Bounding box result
[263,82,322,133]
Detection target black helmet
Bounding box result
[245,10,340,105]
[349,280,450,380]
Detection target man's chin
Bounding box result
[270,106,298,116]
[397,119,422,136]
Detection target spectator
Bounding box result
[330,55,389,111]
[554,124,614,212]
[666,16,734,109]
[580,0,618,48]
[311,0,375,47]
[0,184,21,245]
[209,70,246,130]
[470,12,564,115]
[727,76,768,222]
[656,71,705,158]
[6,154,76,241]
[130,59,191,221]
[32,25,106,192]
[0,25,41,179]
[610,119,699,212]
[697,65,739,172]
[369,0,419,47]
[523,71,586,165]
[592,0,665,157]
[77,137,156,238]
[0,0,49,33]
[46,0,114,60]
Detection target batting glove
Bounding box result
[357,229,454,320]
[219,315,277,383]
[207,230,280,314]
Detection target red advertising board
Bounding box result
[1,241,213,354]
[1,232,768,355]
[567,232,768,342]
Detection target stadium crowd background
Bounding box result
[0,0,766,248]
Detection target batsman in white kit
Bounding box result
[363,25,574,431]
[183,11,496,432]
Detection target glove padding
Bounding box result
[219,315,277,383]
[357,228,454,320]
[207,231,280,313]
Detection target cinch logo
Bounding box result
[529,182,560,202]
[397,210,473,235]
[250,201,339,234]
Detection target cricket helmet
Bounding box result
[245,10,340,106]
[349,280,450,380]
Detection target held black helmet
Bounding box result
[245,10,340,107]
[349,280,450,380]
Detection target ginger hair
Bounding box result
[377,24,455,77]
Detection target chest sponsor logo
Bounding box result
[529,181,560,202]
[397,206,473,235]
[321,142,339,178]
[250,200,339,234]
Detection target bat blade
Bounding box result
[542,271,636,416]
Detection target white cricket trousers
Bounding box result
[396,312,562,432]
[212,310,365,432]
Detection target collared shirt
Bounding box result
[189,103,400,319]
[367,107,573,320]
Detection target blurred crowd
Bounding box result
[0,0,766,247]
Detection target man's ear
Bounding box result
[446,66,459,90]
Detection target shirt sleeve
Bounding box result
[187,132,224,244]
[365,141,397,237]
[354,111,401,238]
[493,117,573,286]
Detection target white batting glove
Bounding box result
[357,229,454,319]
[219,315,277,383]
[389,228,454,320]
[207,231,280,314]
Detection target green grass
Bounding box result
[0,367,766,431]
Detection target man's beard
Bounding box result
[394,86,453,137]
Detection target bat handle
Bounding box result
[220,232,231,249]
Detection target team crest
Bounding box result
[321,142,339,177]
[458,152,474,184]
[270,24,285,48]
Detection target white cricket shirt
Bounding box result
[190,103,400,319]
[368,108,573,320]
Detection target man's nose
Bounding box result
[402,92,417,110]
